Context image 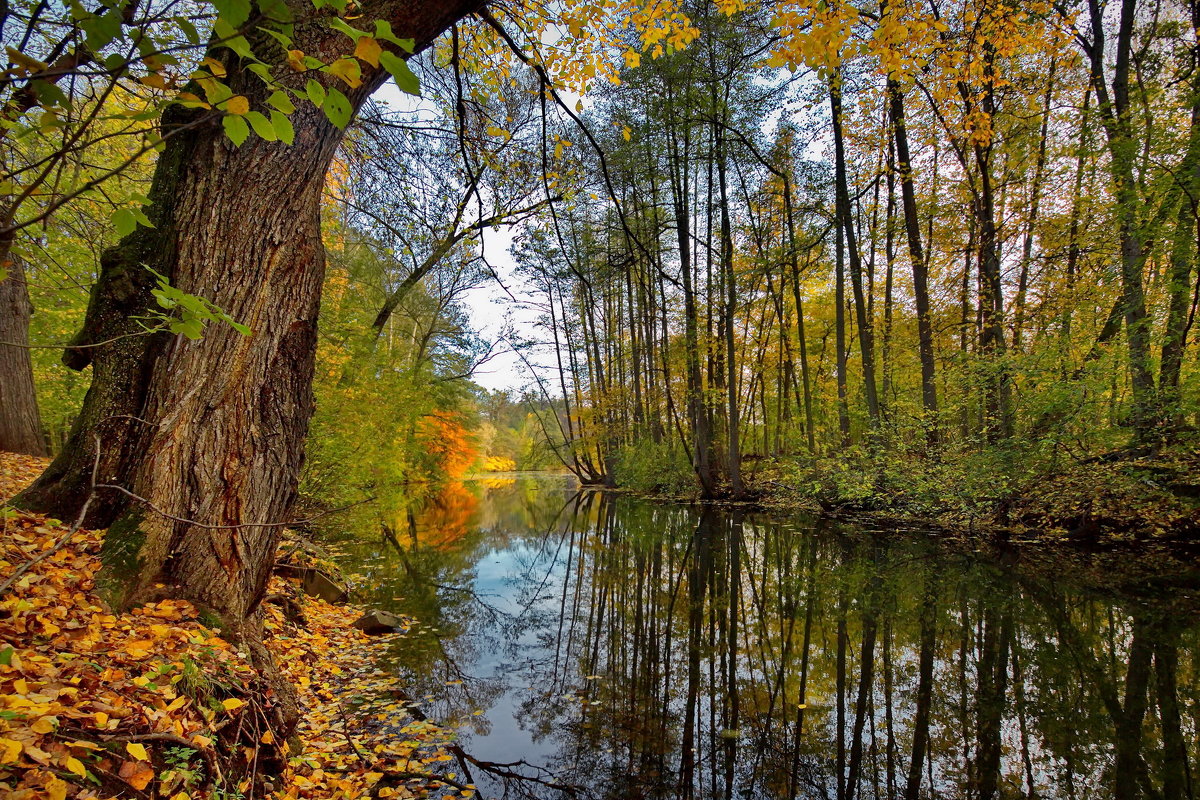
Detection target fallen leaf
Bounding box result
[120,758,155,791]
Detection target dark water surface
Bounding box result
[320,474,1200,799]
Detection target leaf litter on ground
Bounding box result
[0,451,475,799]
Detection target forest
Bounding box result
[0,0,1197,797]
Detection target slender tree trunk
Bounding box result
[1087,0,1158,437]
[969,47,1014,441]
[1012,60,1056,352]
[835,215,852,445]
[888,80,939,442]
[1160,1,1200,421]
[716,119,743,497]
[1062,89,1092,364]
[904,572,937,800]
[0,252,48,456]
[667,89,715,496]
[831,75,881,426]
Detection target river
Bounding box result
[317,473,1200,800]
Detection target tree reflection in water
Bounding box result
[319,475,1200,800]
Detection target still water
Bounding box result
[321,474,1200,800]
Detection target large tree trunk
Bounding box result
[0,252,48,456]
[16,0,479,630]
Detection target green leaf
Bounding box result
[80,10,123,52]
[0,646,13,667]
[247,63,274,83]
[212,0,251,28]
[244,110,277,141]
[177,16,200,44]
[271,110,295,145]
[268,90,295,114]
[30,80,69,108]
[112,208,137,237]
[213,20,254,59]
[258,0,294,24]
[322,86,351,128]
[260,27,293,49]
[329,17,369,40]
[373,21,414,52]
[379,51,419,96]
[201,78,233,105]
[172,318,204,340]
[305,78,325,107]
[222,114,250,146]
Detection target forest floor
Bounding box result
[0,452,473,800]
[753,435,1200,546]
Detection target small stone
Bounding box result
[300,569,348,604]
[352,609,406,635]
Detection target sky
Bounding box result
[460,226,543,394]
[369,82,559,397]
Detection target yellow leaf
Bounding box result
[286,49,306,71]
[201,57,227,77]
[225,96,250,115]
[65,755,87,778]
[622,125,632,141]
[126,742,149,761]
[31,716,56,734]
[327,57,362,88]
[260,730,275,744]
[354,36,382,67]
[222,697,245,712]
[0,738,22,764]
[47,777,68,800]
[6,47,48,74]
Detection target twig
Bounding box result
[336,701,370,768]
[97,731,223,790]
[92,484,375,530]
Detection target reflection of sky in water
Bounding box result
[322,475,1200,800]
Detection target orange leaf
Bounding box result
[124,639,153,658]
[119,759,155,791]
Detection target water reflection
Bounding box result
[320,475,1200,800]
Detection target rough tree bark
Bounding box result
[0,254,48,456]
[14,0,482,714]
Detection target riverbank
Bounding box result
[0,452,471,799]
[758,435,1200,545]
[609,433,1200,547]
